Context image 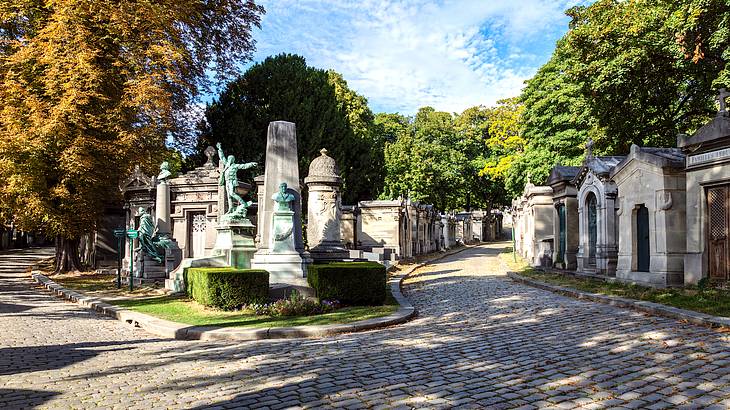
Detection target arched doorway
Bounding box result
[586,193,597,267]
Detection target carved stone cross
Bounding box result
[204,146,216,168]
[719,88,730,113]
[585,137,594,158]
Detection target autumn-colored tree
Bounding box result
[0,0,264,271]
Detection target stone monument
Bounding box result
[211,143,258,269]
[252,121,312,293]
[305,148,348,261]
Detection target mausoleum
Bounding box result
[573,141,624,276]
[610,145,686,287]
[679,89,730,284]
[547,166,580,270]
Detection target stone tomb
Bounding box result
[521,183,554,267]
[610,145,686,287]
[573,148,625,276]
[547,166,580,270]
[168,148,221,260]
[678,90,730,284]
[304,149,348,261]
[357,200,404,257]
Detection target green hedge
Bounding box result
[307,262,386,305]
[186,267,269,310]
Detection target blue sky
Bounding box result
[240,0,589,115]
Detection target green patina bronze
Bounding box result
[135,207,172,264]
[217,142,257,222]
[272,182,295,211]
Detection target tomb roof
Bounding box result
[572,156,626,187]
[546,165,580,186]
[611,145,685,178]
[678,90,730,150]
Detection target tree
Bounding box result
[381,108,468,211]
[505,0,729,199]
[510,39,596,196]
[196,54,383,204]
[565,0,726,151]
[454,105,508,210]
[0,0,264,272]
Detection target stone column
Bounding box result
[253,174,265,247]
[305,148,348,261]
[155,181,171,235]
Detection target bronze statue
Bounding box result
[272,182,295,211]
[216,143,257,218]
[135,207,171,263]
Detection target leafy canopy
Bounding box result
[195,54,384,203]
[0,0,264,261]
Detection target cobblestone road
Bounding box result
[2,244,730,409]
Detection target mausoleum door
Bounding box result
[558,204,566,264]
[708,186,730,281]
[587,194,597,267]
[190,212,207,258]
[636,205,650,272]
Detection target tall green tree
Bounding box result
[510,39,596,196]
[381,108,468,211]
[566,0,727,151]
[196,54,383,203]
[0,0,264,271]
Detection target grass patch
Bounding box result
[110,296,398,328]
[52,273,164,297]
[500,248,730,318]
[53,272,399,328]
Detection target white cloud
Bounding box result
[251,0,587,114]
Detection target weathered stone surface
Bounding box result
[611,145,686,287]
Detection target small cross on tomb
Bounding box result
[204,145,216,168]
[585,137,594,158]
[719,88,730,113]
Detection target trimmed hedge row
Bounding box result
[186,267,269,310]
[307,262,386,305]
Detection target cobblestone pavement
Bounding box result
[2,243,730,409]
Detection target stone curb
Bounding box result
[29,245,472,341]
[507,271,730,329]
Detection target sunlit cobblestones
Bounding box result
[1,244,729,409]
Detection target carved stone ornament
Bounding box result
[616,198,623,216]
[308,148,340,177]
[119,165,153,192]
[659,191,673,211]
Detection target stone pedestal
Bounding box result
[252,208,311,289]
[213,219,256,269]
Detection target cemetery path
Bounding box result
[2,243,730,409]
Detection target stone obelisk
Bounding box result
[252,121,312,294]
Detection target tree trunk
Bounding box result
[54,236,83,273]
